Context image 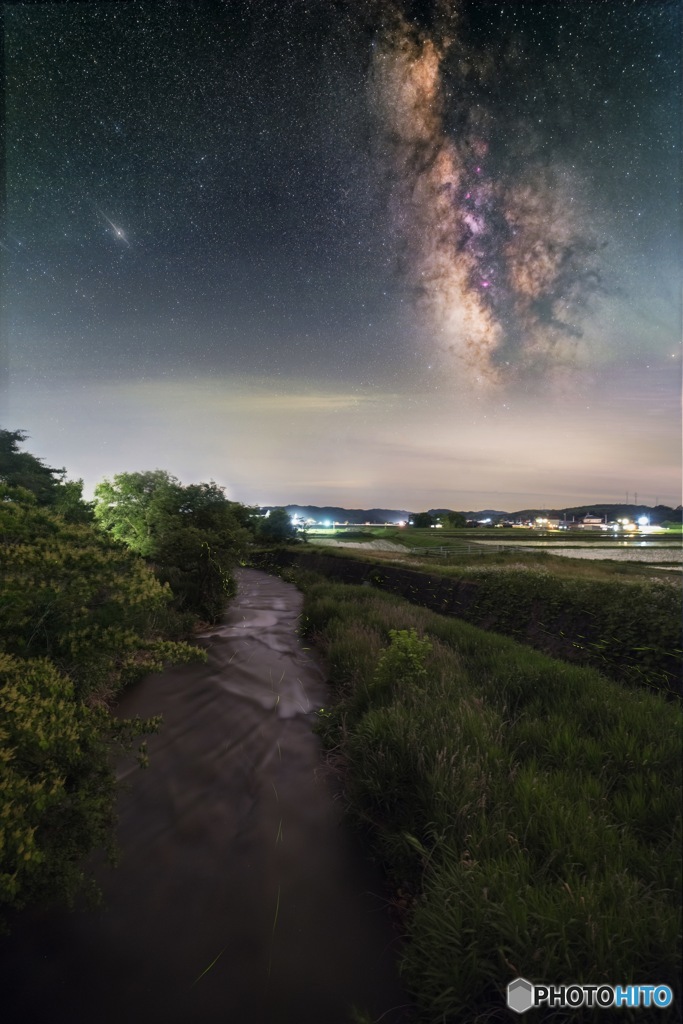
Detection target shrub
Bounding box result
[1,490,199,704]
[0,654,159,925]
[0,485,203,925]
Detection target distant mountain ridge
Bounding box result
[259,503,680,525]
[507,504,679,523]
[262,505,411,524]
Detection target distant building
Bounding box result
[580,513,607,531]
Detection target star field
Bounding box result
[2,0,681,508]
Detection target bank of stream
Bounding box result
[0,569,407,1024]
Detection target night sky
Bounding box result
[3,0,681,510]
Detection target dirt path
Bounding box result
[0,569,406,1024]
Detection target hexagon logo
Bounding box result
[507,977,534,1014]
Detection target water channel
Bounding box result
[1,569,407,1023]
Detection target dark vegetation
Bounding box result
[253,549,682,697]
[0,430,252,926]
[93,470,253,622]
[0,428,92,524]
[254,506,297,543]
[287,567,682,1022]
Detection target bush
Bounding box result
[1,489,199,704]
[0,653,161,926]
[0,485,203,925]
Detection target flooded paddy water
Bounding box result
[474,540,683,565]
[0,569,406,1024]
[309,536,682,568]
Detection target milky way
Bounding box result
[369,1,605,389]
[5,0,680,507]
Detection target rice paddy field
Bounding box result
[306,526,682,571]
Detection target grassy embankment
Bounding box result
[287,566,682,1021]
[263,542,682,696]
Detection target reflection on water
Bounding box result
[0,570,407,1024]
[475,541,682,562]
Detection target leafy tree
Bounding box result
[412,512,434,528]
[0,429,93,523]
[444,511,467,529]
[93,472,252,622]
[257,507,297,543]
[212,498,260,532]
[1,486,198,703]
[0,429,65,503]
[152,525,238,622]
[52,478,94,524]
[93,470,175,555]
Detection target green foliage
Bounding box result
[359,628,431,718]
[0,429,65,504]
[0,653,114,917]
[289,549,682,695]
[152,526,237,622]
[94,471,251,622]
[51,478,94,524]
[257,507,297,543]
[375,629,431,687]
[93,470,177,555]
[298,578,682,1021]
[444,511,467,528]
[0,653,162,926]
[450,567,682,695]
[1,488,200,704]
[411,512,434,529]
[0,429,93,523]
[0,480,203,926]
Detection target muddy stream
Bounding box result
[1,569,407,1023]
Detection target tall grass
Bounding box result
[299,577,682,1022]
[269,548,682,695]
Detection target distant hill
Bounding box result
[429,508,509,519]
[510,504,678,524]
[258,503,680,526]
[260,505,411,524]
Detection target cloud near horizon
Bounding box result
[3,368,679,509]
